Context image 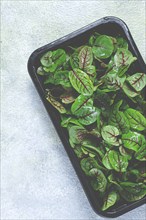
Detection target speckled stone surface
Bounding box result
[1,1,146,219]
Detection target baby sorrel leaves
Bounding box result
[70,51,79,69]
[37,32,146,211]
[101,125,120,146]
[126,73,146,92]
[102,150,128,172]
[92,35,114,59]
[71,95,93,114]
[104,73,126,91]
[109,103,130,133]
[41,49,66,72]
[80,157,102,176]
[79,46,93,69]
[71,95,100,125]
[69,69,94,95]
[46,91,66,114]
[122,131,145,152]
[125,108,146,131]
[119,182,146,202]
[77,106,99,125]
[108,48,137,76]
[90,169,107,192]
[135,144,146,161]
[102,191,118,211]
[68,125,87,144]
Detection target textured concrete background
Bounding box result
[1,1,146,220]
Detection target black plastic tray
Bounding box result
[27,16,146,218]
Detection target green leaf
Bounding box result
[101,125,120,146]
[119,182,146,202]
[68,126,87,144]
[102,191,118,211]
[79,46,93,69]
[61,116,82,127]
[102,151,113,170]
[60,90,76,104]
[89,33,100,46]
[102,150,128,172]
[124,108,146,131]
[108,150,128,172]
[84,65,96,82]
[71,96,99,125]
[119,146,132,160]
[108,174,121,188]
[40,49,66,72]
[69,69,94,95]
[90,169,107,192]
[54,70,72,88]
[122,131,145,152]
[46,92,66,114]
[45,70,72,87]
[135,144,146,161]
[89,35,96,46]
[69,138,75,148]
[52,49,66,68]
[44,72,56,84]
[126,73,146,92]
[81,146,95,156]
[71,95,93,114]
[82,142,104,158]
[109,108,130,134]
[108,48,137,76]
[92,35,114,59]
[116,37,128,49]
[104,72,126,91]
[77,107,100,125]
[70,51,79,69]
[122,82,139,97]
[62,54,70,69]
[40,51,52,67]
[80,157,102,176]
[73,145,85,158]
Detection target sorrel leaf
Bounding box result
[101,125,120,146]
[79,46,93,69]
[92,35,114,59]
[90,169,107,192]
[102,150,128,172]
[102,191,118,211]
[122,131,145,151]
[108,48,137,76]
[126,73,146,92]
[119,182,146,202]
[69,69,94,95]
[46,91,66,114]
[124,108,146,131]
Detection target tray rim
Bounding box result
[27,16,146,218]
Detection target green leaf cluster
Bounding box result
[37,33,146,211]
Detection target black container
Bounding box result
[28,16,146,218]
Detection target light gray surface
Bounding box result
[1,1,146,219]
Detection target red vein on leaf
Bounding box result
[72,70,90,92]
[74,97,90,112]
[82,49,88,69]
[131,73,144,85]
